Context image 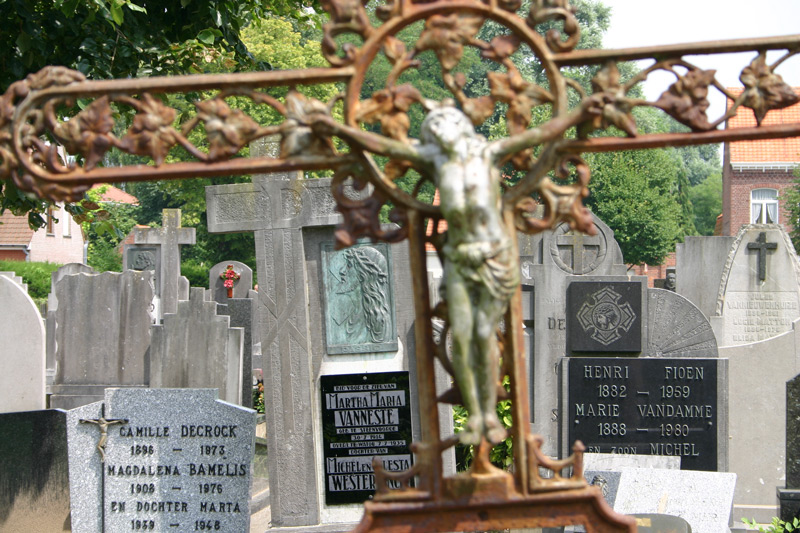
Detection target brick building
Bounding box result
[721,87,800,236]
[0,204,84,263]
[0,184,137,263]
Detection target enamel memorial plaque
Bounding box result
[320,372,413,505]
[567,358,718,471]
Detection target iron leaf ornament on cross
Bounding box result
[2,0,799,530]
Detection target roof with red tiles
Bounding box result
[727,87,800,163]
[0,210,35,247]
[91,184,139,205]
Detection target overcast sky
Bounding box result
[599,0,800,119]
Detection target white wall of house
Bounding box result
[28,204,84,264]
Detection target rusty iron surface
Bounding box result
[2,0,798,531]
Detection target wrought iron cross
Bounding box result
[2,0,799,530]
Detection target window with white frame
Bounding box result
[751,188,779,224]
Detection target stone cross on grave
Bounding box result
[133,209,195,316]
[205,139,352,527]
[747,231,778,281]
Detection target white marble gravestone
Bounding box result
[712,224,800,346]
[0,275,45,413]
[612,468,736,533]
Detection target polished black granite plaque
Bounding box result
[567,358,718,471]
[567,281,642,353]
[320,371,413,505]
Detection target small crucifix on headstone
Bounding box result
[746,231,778,281]
[79,415,128,462]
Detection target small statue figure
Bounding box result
[665,267,676,292]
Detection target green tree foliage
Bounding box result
[584,147,683,265]
[689,172,722,236]
[0,259,61,301]
[81,185,140,272]
[125,17,338,273]
[0,0,306,229]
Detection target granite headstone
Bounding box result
[0,275,45,413]
[46,263,97,390]
[612,467,736,533]
[47,262,96,312]
[779,372,800,522]
[0,409,70,531]
[67,388,256,533]
[566,357,722,471]
[675,234,736,318]
[217,291,259,408]
[0,270,27,291]
[514,214,628,457]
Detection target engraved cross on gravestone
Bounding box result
[133,209,195,316]
[551,227,607,275]
[746,231,778,281]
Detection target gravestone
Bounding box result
[131,209,195,318]
[209,260,253,302]
[217,291,259,408]
[711,224,800,346]
[47,262,96,312]
[779,372,800,523]
[46,263,97,391]
[0,270,27,291]
[50,270,155,409]
[561,285,727,471]
[0,275,45,413]
[66,388,256,533]
[566,356,723,471]
[646,288,718,357]
[612,468,736,533]
[149,288,244,405]
[206,143,434,529]
[675,235,736,318]
[515,214,627,456]
[0,409,70,531]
